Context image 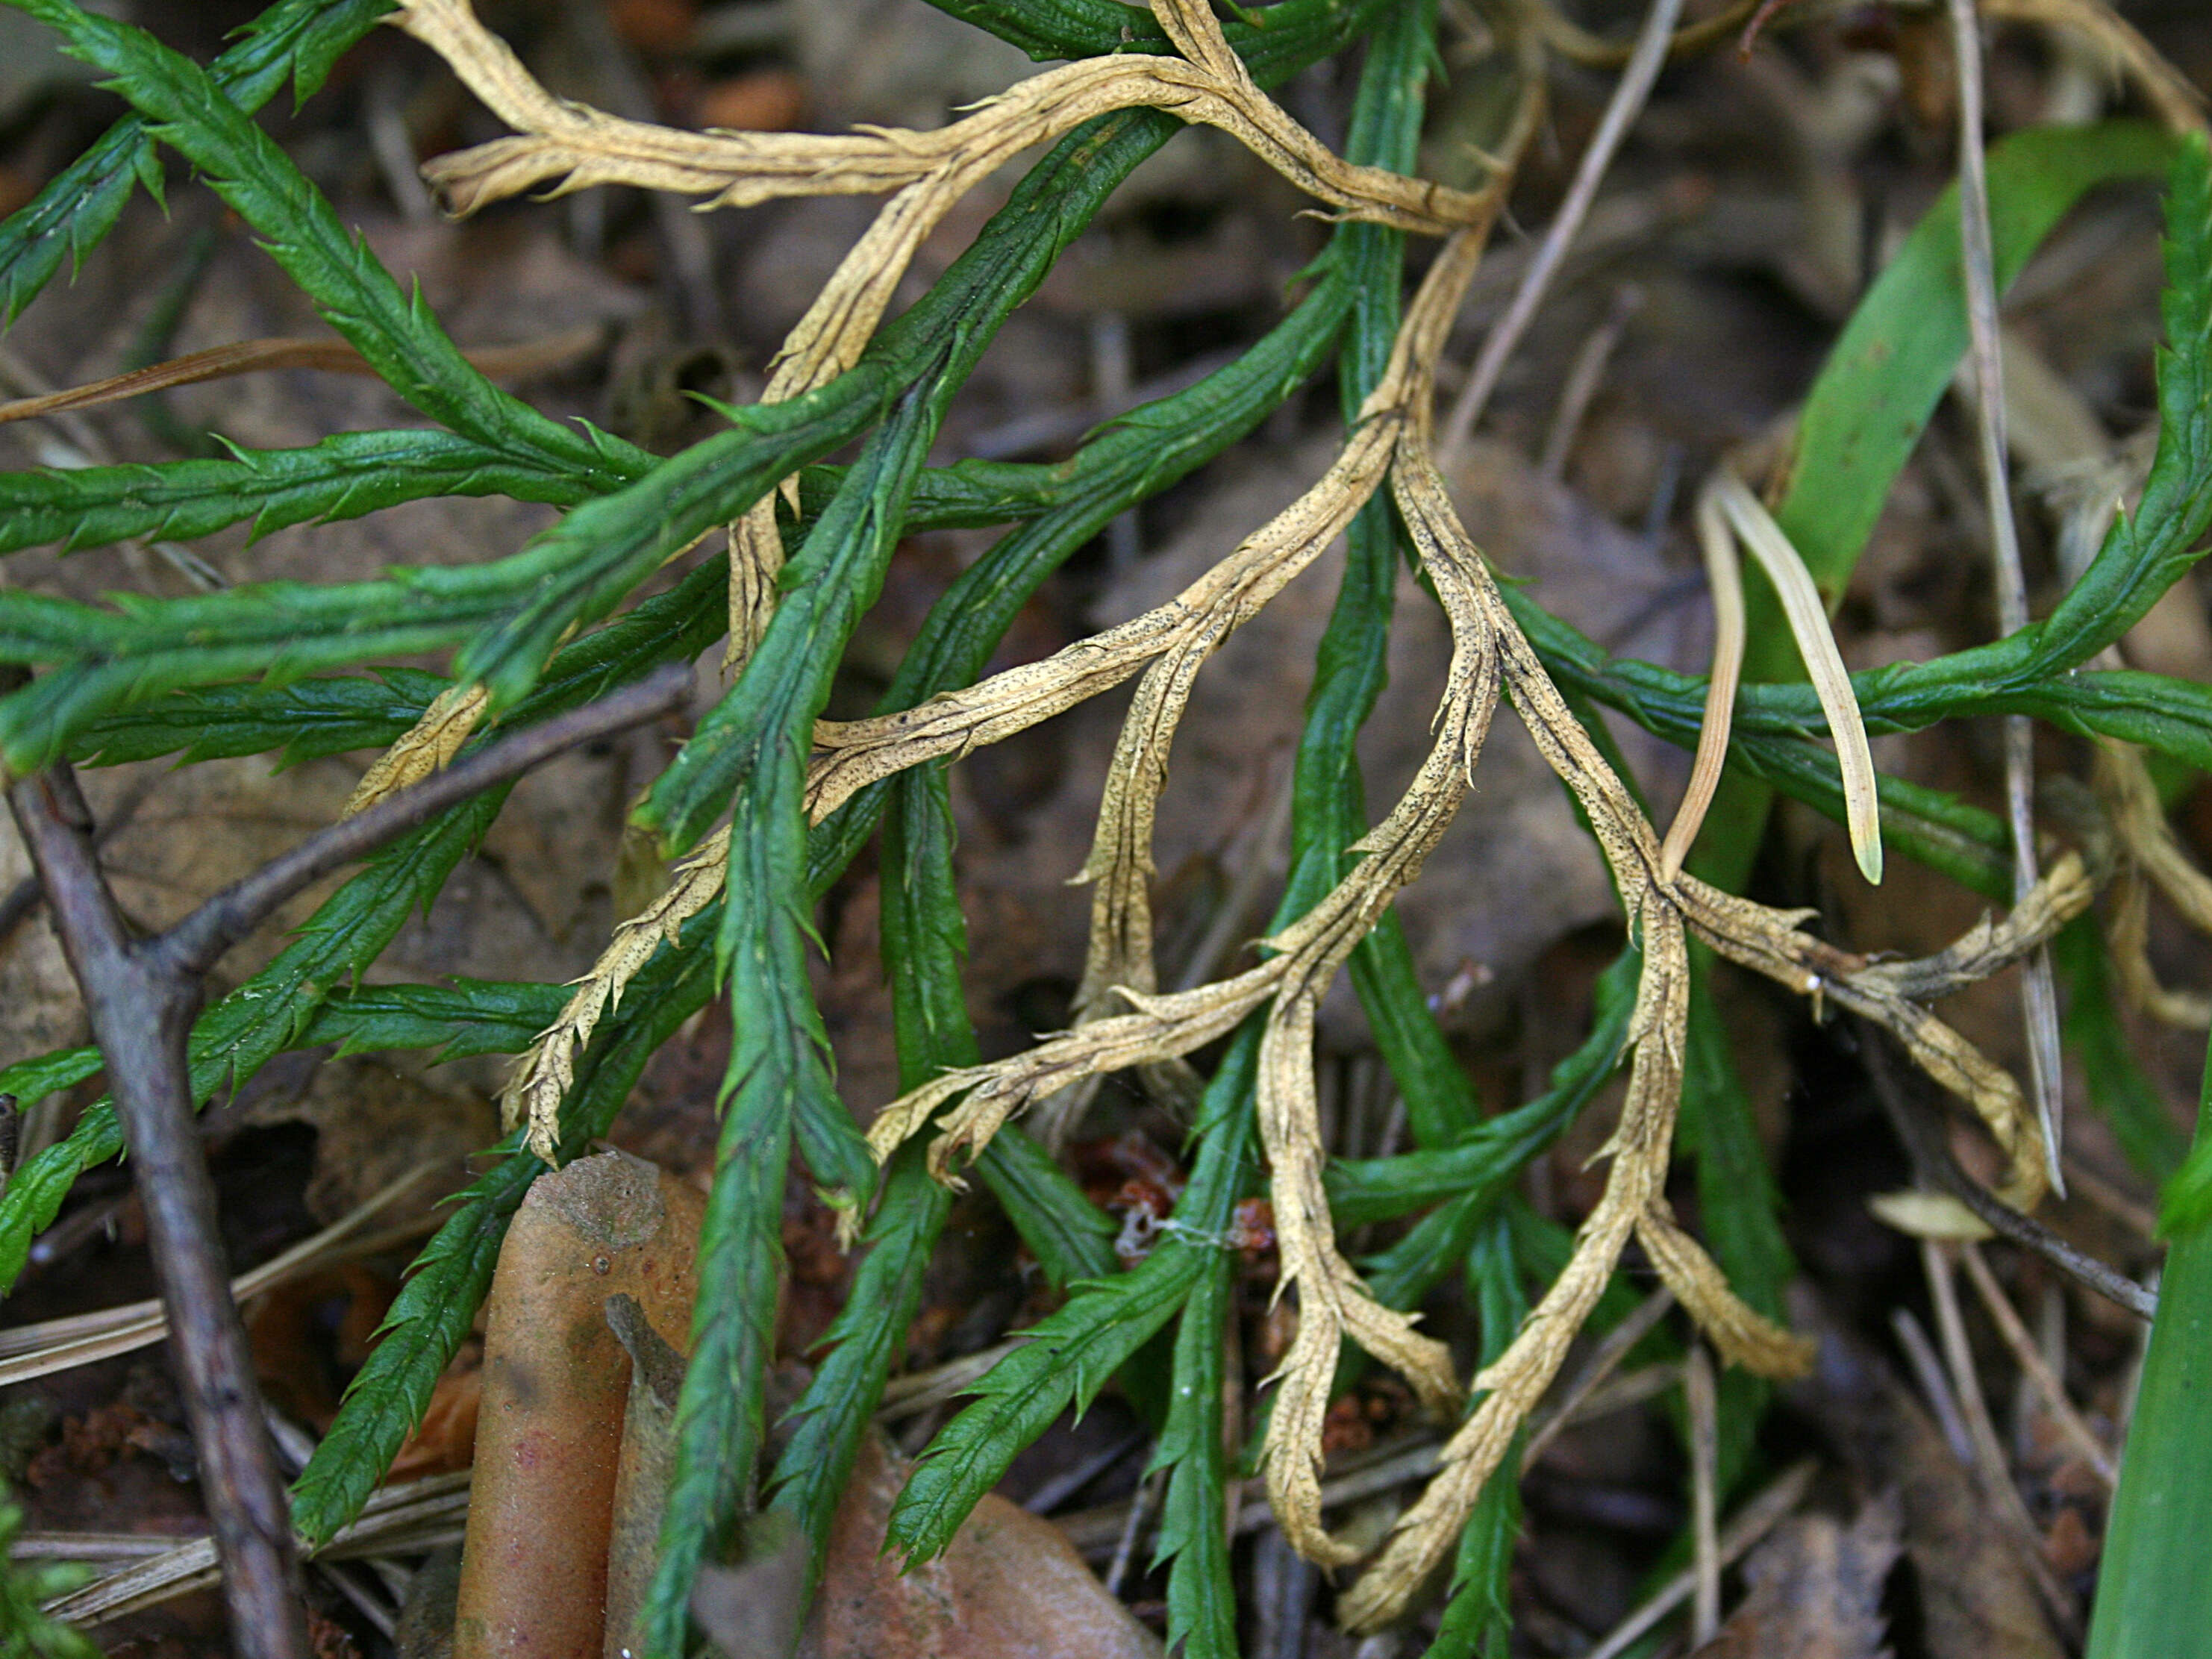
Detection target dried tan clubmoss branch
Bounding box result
[864,961,1281,1176]
[1673,866,2086,1210]
[2110,869,2212,1028]
[1069,222,1506,1019]
[1635,1202,1814,1377]
[509,827,731,1157]
[2096,740,2212,1027]
[1339,891,1692,1629]
[1254,240,1505,1555]
[806,422,1399,820]
[1849,852,2095,1002]
[396,0,1491,234]
[395,0,1515,666]
[1258,998,1463,1564]
[342,684,489,817]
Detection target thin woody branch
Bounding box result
[4,661,691,1655]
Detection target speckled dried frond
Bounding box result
[1069,227,1500,1022]
[396,0,1513,671]
[396,0,1495,232]
[342,683,489,817]
[1340,890,1695,1628]
[864,963,1282,1177]
[1674,869,2079,1210]
[2097,740,2212,1027]
[807,416,1400,821]
[399,0,2124,1610]
[507,826,731,1158]
[1636,1202,1814,1375]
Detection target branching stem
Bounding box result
[2,661,691,1653]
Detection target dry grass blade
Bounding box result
[1919,1238,2081,1636]
[1958,1240,2116,1486]
[0,328,602,426]
[40,1473,472,1628]
[0,1164,438,1386]
[1659,479,1748,881]
[1707,468,1882,886]
[1685,1344,1720,1646]
[1949,0,2066,1199]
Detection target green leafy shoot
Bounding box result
[1,1481,99,1659]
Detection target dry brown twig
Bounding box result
[374,0,2113,1623]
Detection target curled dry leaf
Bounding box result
[1686,1497,1902,1659]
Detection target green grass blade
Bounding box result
[1769,122,2176,599]
[2085,1024,2212,1659]
[1697,122,2196,893]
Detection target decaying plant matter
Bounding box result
[371,0,2105,1622]
[6,0,2209,1649]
